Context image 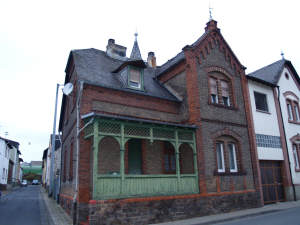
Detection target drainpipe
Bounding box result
[277,86,296,201]
[73,80,84,225]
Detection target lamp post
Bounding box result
[49,83,73,198]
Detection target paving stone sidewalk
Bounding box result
[152,200,300,225]
[40,187,72,225]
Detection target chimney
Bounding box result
[147,52,156,68]
[106,39,127,59]
[205,20,219,32]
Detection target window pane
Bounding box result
[294,104,300,122]
[216,143,224,172]
[210,78,218,95]
[287,103,293,120]
[254,92,268,112]
[222,96,230,106]
[293,145,299,169]
[228,143,237,172]
[129,68,141,88]
[164,155,170,171]
[221,81,229,97]
[211,94,218,103]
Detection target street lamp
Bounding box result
[49,83,73,198]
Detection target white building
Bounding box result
[0,137,9,189]
[248,58,300,202]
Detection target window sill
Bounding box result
[256,109,270,114]
[295,168,300,172]
[214,170,247,176]
[288,120,300,125]
[208,102,237,110]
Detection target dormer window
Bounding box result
[128,66,143,90]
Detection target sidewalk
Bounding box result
[40,187,72,225]
[151,200,300,225]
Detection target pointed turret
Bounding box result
[130,33,142,60]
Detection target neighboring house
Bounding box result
[47,134,61,199]
[6,138,20,186]
[58,19,261,225]
[247,59,300,201]
[0,137,9,189]
[42,148,48,187]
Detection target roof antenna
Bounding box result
[209,2,213,21]
[280,50,285,60]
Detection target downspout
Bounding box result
[73,80,84,224]
[277,86,296,201]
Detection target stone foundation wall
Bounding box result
[88,191,261,225]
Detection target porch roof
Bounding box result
[81,112,197,129]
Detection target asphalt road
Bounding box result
[214,206,300,225]
[0,185,50,225]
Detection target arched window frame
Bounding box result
[206,67,236,109]
[212,129,245,176]
[284,91,300,124]
[290,134,300,172]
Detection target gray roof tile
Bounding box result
[72,48,179,101]
[247,59,285,85]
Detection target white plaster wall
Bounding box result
[277,67,300,184]
[248,80,283,160]
[0,139,9,185]
[248,80,281,136]
[257,147,284,160]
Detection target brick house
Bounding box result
[58,19,262,225]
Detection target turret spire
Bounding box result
[130,32,142,60]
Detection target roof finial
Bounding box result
[134,31,138,42]
[209,2,213,21]
[281,50,285,60]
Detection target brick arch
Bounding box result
[205,66,233,80]
[211,127,242,143]
[283,91,299,102]
[290,133,300,142]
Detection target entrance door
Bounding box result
[260,161,285,204]
[128,139,142,174]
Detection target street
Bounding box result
[213,206,300,225]
[0,185,50,225]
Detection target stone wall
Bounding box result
[88,191,261,225]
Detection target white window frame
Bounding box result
[294,104,300,122]
[216,142,225,173]
[293,144,300,170]
[287,102,294,120]
[228,143,238,172]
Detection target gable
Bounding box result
[188,20,246,77]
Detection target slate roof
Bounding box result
[247,59,300,86]
[156,51,185,77]
[71,48,179,102]
[247,59,285,85]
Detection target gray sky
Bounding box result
[0,0,299,162]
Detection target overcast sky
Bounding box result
[0,0,299,162]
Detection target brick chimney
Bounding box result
[147,52,156,68]
[205,20,219,32]
[106,39,127,59]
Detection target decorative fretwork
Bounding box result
[178,131,193,141]
[85,124,93,136]
[99,122,121,134]
[124,125,150,137]
[153,128,175,139]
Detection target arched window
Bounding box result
[208,71,234,108]
[284,91,300,124]
[291,134,300,172]
[215,135,241,174]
